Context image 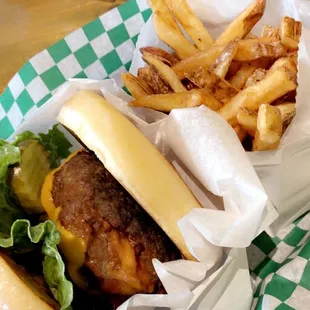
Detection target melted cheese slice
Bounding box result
[41,150,87,288]
[57,90,201,260]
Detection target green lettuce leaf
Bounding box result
[0,219,73,309]
[12,131,38,146]
[39,125,72,169]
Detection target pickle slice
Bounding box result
[9,140,51,213]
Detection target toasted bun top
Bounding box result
[0,254,58,310]
[57,90,201,260]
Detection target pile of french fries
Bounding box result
[121,0,302,151]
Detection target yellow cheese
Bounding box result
[41,150,87,288]
[0,254,59,310]
[57,90,201,260]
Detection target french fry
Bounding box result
[186,67,239,103]
[253,104,282,151]
[140,47,179,66]
[233,125,248,142]
[262,25,280,39]
[211,40,239,78]
[142,53,186,92]
[218,65,297,123]
[129,88,222,112]
[121,73,150,99]
[246,33,258,39]
[234,37,287,62]
[216,0,266,45]
[227,61,242,79]
[172,43,226,79]
[228,58,269,89]
[277,102,296,123]
[164,0,214,50]
[153,12,198,59]
[148,0,180,32]
[244,68,267,88]
[280,16,302,50]
[138,67,171,94]
[237,108,257,136]
[267,57,297,76]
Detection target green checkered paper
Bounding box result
[1,0,310,308]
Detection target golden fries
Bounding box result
[129,89,222,112]
[277,102,296,123]
[228,58,269,89]
[127,0,301,152]
[267,57,297,76]
[246,33,258,39]
[172,43,226,79]
[164,0,214,50]
[237,108,257,136]
[216,0,266,45]
[140,47,179,66]
[262,25,280,39]
[234,37,287,62]
[142,53,186,92]
[122,73,150,98]
[219,65,297,122]
[280,16,302,50]
[211,40,239,78]
[253,104,282,151]
[244,68,267,88]
[186,67,239,103]
[233,125,248,142]
[153,12,198,59]
[138,67,171,94]
[148,0,180,32]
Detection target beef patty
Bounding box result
[52,151,180,296]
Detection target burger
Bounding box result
[0,90,201,309]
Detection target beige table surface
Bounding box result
[0,0,126,93]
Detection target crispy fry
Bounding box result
[172,43,226,79]
[122,73,150,99]
[153,12,198,59]
[277,102,296,123]
[140,47,179,66]
[233,125,248,142]
[234,37,287,62]
[237,108,257,136]
[262,25,280,39]
[228,58,269,89]
[218,65,297,122]
[280,16,302,50]
[267,57,297,76]
[186,67,239,103]
[216,0,266,45]
[246,33,258,39]
[227,61,242,79]
[253,104,282,151]
[142,53,186,93]
[129,89,222,112]
[148,0,180,31]
[138,67,171,94]
[288,51,298,66]
[164,0,214,50]
[244,68,267,88]
[211,40,239,78]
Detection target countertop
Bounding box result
[0,0,126,93]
